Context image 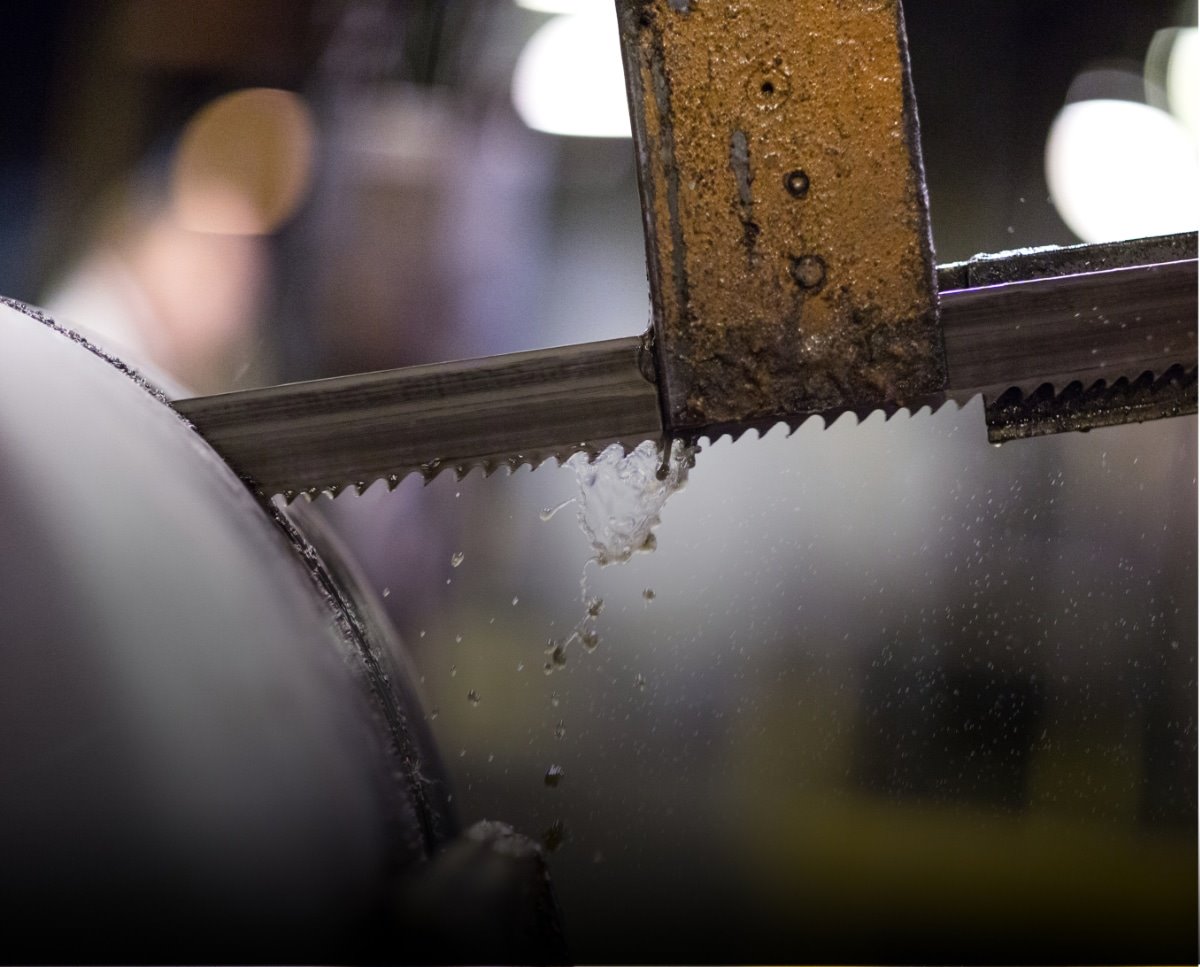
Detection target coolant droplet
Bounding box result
[544,764,565,787]
[540,497,575,522]
[450,551,465,567]
[568,439,695,566]
[554,719,566,739]
[467,689,481,706]
[642,588,656,601]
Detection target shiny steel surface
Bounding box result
[174,335,663,499]
[941,258,1197,399]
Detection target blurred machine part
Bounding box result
[0,297,565,963]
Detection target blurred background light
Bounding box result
[171,87,317,235]
[512,8,631,138]
[1045,96,1198,243]
[514,0,609,14]
[1167,28,1198,136]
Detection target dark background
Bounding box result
[0,1,1195,962]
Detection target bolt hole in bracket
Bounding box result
[616,0,944,435]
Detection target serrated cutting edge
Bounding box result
[173,336,664,501]
[938,255,1197,441]
[979,364,1197,443]
[274,439,649,504]
[692,394,969,449]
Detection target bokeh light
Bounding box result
[1045,97,1198,243]
[171,88,317,235]
[512,8,631,138]
[514,0,609,13]
[1167,28,1198,137]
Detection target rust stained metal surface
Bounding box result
[617,0,944,433]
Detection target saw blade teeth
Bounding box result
[981,363,1196,443]
[983,362,1195,406]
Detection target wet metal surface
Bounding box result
[617,0,944,431]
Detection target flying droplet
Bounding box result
[554,719,566,739]
[581,629,599,652]
[550,643,567,667]
[551,691,561,708]
[382,587,391,598]
[512,596,520,606]
[450,664,457,678]
[634,673,646,691]
[540,497,576,522]
[467,689,481,706]
[429,707,439,720]
[450,551,465,568]
[544,764,565,787]
[586,597,604,618]
[642,588,655,601]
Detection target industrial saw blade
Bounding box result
[172,335,665,501]
[173,235,1197,498]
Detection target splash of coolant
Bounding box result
[539,439,695,674]
[567,438,695,567]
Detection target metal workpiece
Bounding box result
[616,0,944,432]
[174,336,663,498]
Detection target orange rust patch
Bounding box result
[618,0,944,430]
